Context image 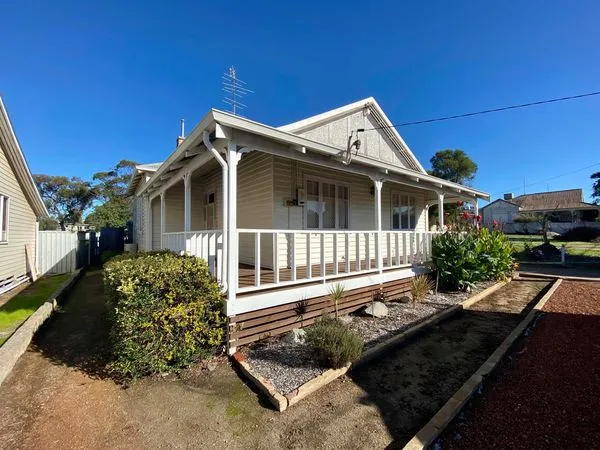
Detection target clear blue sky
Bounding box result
[1,0,599,202]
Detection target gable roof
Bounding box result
[511,189,597,211]
[128,162,162,196]
[0,97,48,217]
[480,198,520,211]
[278,97,426,173]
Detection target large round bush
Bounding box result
[104,252,225,378]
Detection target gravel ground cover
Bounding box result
[245,280,496,395]
[439,281,600,449]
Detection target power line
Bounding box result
[491,161,600,198]
[362,90,600,130]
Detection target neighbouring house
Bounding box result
[129,97,489,352]
[0,97,49,294]
[481,189,600,234]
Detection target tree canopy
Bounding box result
[34,159,137,230]
[428,149,478,185]
[591,171,600,204]
[34,174,95,230]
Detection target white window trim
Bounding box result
[391,190,417,231]
[0,194,9,244]
[303,176,351,230]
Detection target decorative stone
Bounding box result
[283,328,306,345]
[363,301,388,318]
[338,315,353,325]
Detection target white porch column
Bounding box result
[160,191,166,249]
[143,195,151,251]
[183,172,192,232]
[438,192,445,230]
[371,177,384,273]
[425,204,430,232]
[227,141,240,308]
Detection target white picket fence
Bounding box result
[37,231,80,274]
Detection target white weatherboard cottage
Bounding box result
[130,98,489,352]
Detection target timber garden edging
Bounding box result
[232,278,511,411]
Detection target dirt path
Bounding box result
[0,273,550,449]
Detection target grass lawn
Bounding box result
[506,234,600,258]
[0,274,70,345]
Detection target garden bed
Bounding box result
[239,280,498,400]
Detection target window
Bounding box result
[204,190,216,229]
[305,179,349,229]
[392,193,416,230]
[0,195,8,243]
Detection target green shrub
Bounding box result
[475,228,514,281]
[556,227,600,242]
[100,250,121,264]
[431,232,483,290]
[305,317,364,369]
[432,228,514,291]
[411,274,434,303]
[104,252,225,378]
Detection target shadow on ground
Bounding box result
[30,269,114,381]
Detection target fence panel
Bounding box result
[37,231,79,274]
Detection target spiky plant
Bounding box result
[411,275,434,304]
[328,282,346,319]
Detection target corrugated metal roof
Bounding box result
[511,189,597,211]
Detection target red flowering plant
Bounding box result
[432,200,514,291]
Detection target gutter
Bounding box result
[202,131,229,294]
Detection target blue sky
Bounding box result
[1,0,599,202]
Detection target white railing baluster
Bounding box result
[254,232,261,287]
[365,233,370,270]
[345,234,350,273]
[386,233,391,268]
[306,233,312,280]
[320,233,325,279]
[333,233,338,275]
[355,232,361,272]
[290,233,296,281]
[409,232,414,264]
[402,233,408,264]
[395,233,400,267]
[273,232,279,284]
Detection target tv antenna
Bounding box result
[222,66,254,116]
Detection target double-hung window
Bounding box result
[0,195,8,243]
[392,192,416,230]
[204,190,216,229]
[306,179,349,229]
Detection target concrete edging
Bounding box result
[403,277,563,450]
[233,278,510,411]
[0,269,84,387]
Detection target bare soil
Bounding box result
[0,271,550,449]
[439,281,600,449]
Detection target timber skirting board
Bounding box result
[402,278,563,450]
[232,278,511,412]
[0,269,84,387]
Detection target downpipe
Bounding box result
[202,131,228,294]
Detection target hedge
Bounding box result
[104,252,225,378]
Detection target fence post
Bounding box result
[561,244,566,266]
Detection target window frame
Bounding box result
[391,190,418,231]
[203,187,217,229]
[304,176,351,230]
[0,194,9,244]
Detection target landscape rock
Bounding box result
[397,295,412,304]
[283,328,306,345]
[338,315,353,325]
[363,301,388,318]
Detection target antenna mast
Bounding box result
[222,66,254,116]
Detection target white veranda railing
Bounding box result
[163,230,224,281]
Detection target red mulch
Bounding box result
[440,281,600,449]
